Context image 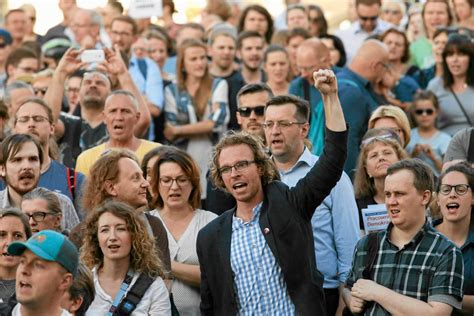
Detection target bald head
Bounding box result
[350,40,389,82]
[296,38,331,84]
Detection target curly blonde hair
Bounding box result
[81,150,139,212]
[81,200,165,279]
[209,130,279,191]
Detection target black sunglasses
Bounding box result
[359,15,378,21]
[415,109,434,116]
[238,106,265,117]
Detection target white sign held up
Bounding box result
[129,0,163,19]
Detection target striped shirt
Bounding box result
[347,221,464,316]
[230,203,295,315]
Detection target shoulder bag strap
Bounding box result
[113,273,155,316]
[449,87,474,127]
[108,271,134,316]
[362,233,380,280]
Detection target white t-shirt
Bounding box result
[11,304,72,315]
[86,267,171,316]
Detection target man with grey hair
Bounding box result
[75,90,160,176]
[3,81,34,126]
[69,9,104,49]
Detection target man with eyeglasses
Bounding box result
[342,159,464,315]
[290,38,331,156]
[0,134,79,232]
[226,31,266,131]
[197,69,348,315]
[264,93,360,316]
[10,97,86,214]
[206,83,273,214]
[20,187,63,234]
[110,15,163,142]
[4,47,39,86]
[336,0,391,63]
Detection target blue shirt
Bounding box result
[0,160,85,218]
[337,67,380,178]
[230,203,295,315]
[279,148,360,288]
[129,55,164,140]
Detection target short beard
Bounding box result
[81,98,105,111]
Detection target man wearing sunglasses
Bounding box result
[336,0,391,63]
[206,83,273,215]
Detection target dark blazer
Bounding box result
[197,128,348,315]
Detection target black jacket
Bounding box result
[197,128,348,315]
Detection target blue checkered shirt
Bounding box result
[230,203,295,315]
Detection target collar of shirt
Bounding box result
[341,67,372,90]
[277,147,317,177]
[0,189,12,208]
[432,217,474,249]
[352,19,391,35]
[385,218,431,250]
[232,202,263,231]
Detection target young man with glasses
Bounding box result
[336,0,391,63]
[0,134,79,231]
[343,159,464,315]
[198,69,348,315]
[4,47,39,86]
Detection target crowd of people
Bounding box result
[0,0,472,315]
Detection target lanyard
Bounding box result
[107,270,134,316]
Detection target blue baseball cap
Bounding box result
[8,230,79,277]
[0,29,12,45]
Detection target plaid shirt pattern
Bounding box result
[347,221,464,316]
[230,203,295,315]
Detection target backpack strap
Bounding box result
[362,233,380,280]
[66,167,77,201]
[113,274,155,316]
[468,128,474,163]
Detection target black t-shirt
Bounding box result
[58,112,108,168]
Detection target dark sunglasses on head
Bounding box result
[359,15,378,21]
[415,109,434,116]
[238,106,265,117]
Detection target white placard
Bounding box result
[128,0,163,19]
[362,204,391,233]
